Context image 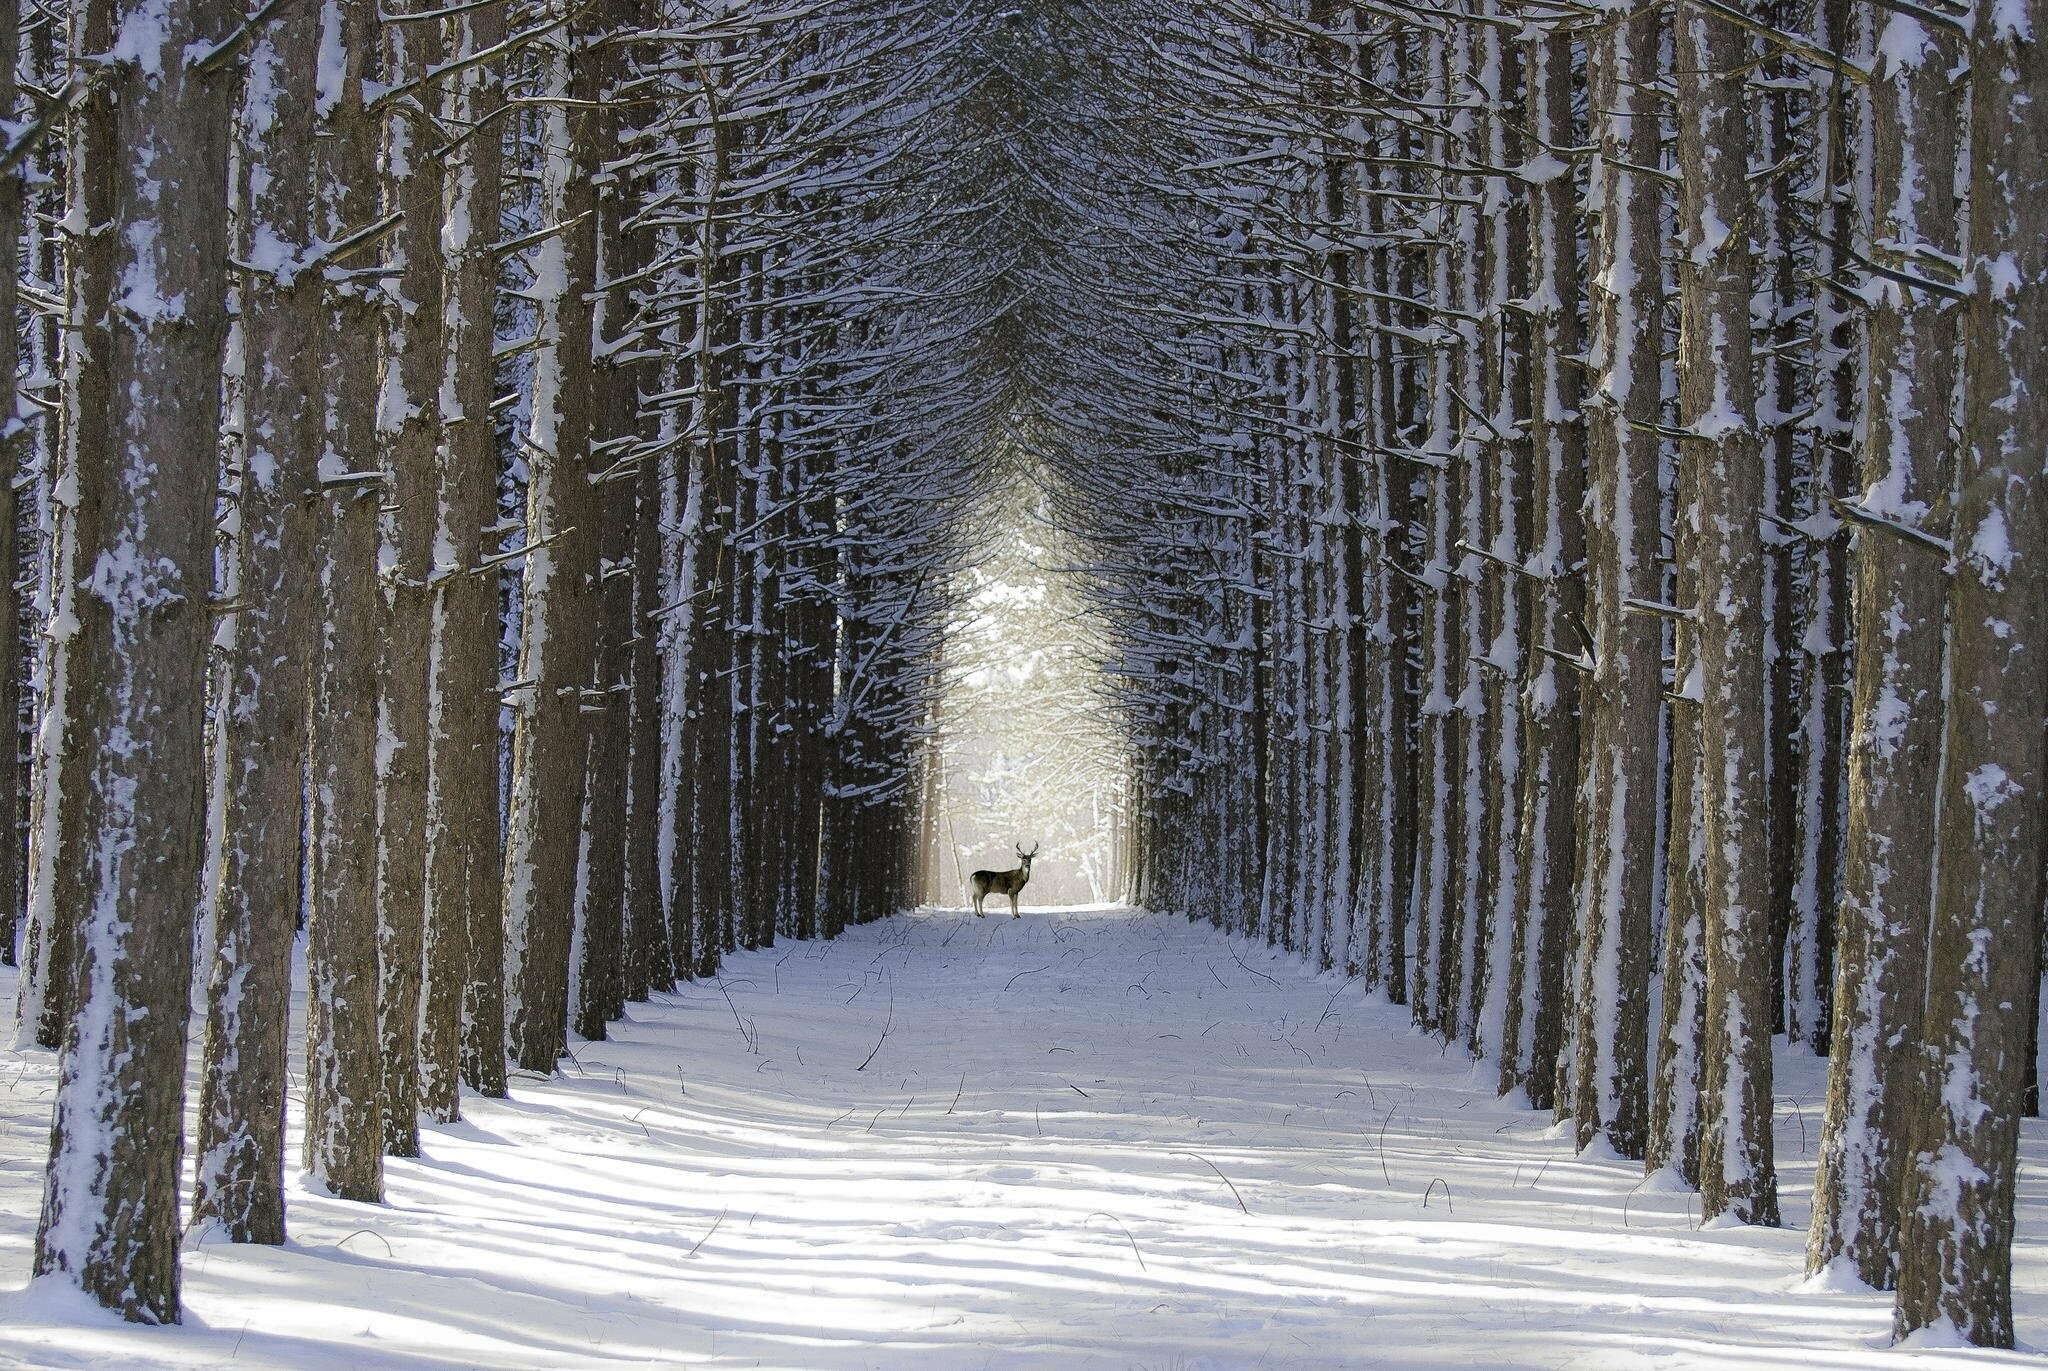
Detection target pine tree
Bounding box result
[303,0,388,1205]
[1892,0,2048,1338]
[32,0,234,1319]
[190,0,324,1244]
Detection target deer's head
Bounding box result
[1016,842,1039,873]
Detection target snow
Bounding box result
[1990,0,2035,40]
[1963,762,2020,824]
[3,906,2047,1368]
[1874,15,1936,73]
[1969,506,2014,588]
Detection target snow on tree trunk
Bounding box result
[570,0,637,1044]
[502,1,604,1073]
[302,0,388,1206]
[1503,24,1583,1111]
[189,0,323,1245]
[1651,418,1707,1187]
[31,0,233,1319]
[374,0,446,1160]
[433,0,509,1105]
[1783,0,1855,1053]
[1469,6,1525,1065]
[1806,5,1960,1289]
[1410,26,1457,1037]
[1570,0,1663,1160]
[1892,0,2048,1340]
[1677,0,1779,1227]
[0,0,20,975]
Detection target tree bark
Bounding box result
[1676,0,1778,1227]
[189,0,323,1244]
[1504,24,1582,1111]
[435,0,509,1104]
[1892,0,2048,1339]
[1806,8,1959,1288]
[1571,0,1663,1159]
[31,0,233,1319]
[302,0,388,1205]
[375,1,446,1159]
[503,8,604,1073]
[0,0,20,973]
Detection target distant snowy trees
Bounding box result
[0,0,2040,1353]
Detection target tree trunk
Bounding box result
[1571,1,1663,1159]
[1806,8,1959,1288]
[1650,436,1706,1185]
[302,0,388,1205]
[1505,24,1583,1111]
[503,3,604,1073]
[31,0,233,1319]
[189,0,323,1244]
[1676,0,1778,1227]
[1892,0,2048,1339]
[375,2,446,1159]
[436,0,509,1104]
[0,0,20,973]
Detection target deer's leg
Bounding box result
[1011,892,1020,919]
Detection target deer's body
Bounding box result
[971,844,1037,918]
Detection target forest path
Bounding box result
[3,905,2044,1369]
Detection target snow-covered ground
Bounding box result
[1,905,2042,1369]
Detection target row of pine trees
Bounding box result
[1085,0,2043,1350]
[0,0,2041,1355]
[2,0,982,1326]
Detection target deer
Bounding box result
[970,843,1038,918]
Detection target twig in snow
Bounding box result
[1088,1212,1148,1272]
[336,1229,394,1257]
[687,1208,727,1257]
[1777,1095,1809,1153]
[1622,1175,1651,1228]
[946,1073,965,1114]
[1226,940,1282,987]
[1004,964,1051,991]
[1378,1104,1398,1184]
[714,977,758,1054]
[1422,1178,1453,1213]
[855,984,893,1071]
[1315,979,1352,1030]
[1174,1150,1249,1214]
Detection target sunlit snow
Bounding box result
[2,908,2044,1368]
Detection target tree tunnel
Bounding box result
[3,0,2046,1352]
